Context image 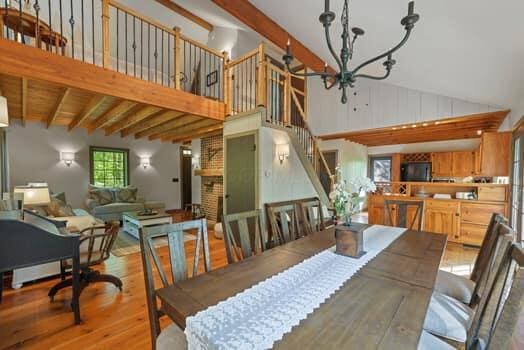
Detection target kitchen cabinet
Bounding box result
[424,200,460,243]
[451,151,476,177]
[431,152,453,177]
[478,132,511,176]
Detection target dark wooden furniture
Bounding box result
[0,213,81,324]
[334,223,368,258]
[298,197,326,235]
[384,199,425,231]
[222,209,266,263]
[265,201,301,245]
[157,227,448,348]
[139,219,210,348]
[48,222,121,300]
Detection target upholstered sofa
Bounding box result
[85,185,165,221]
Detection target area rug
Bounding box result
[111,229,196,257]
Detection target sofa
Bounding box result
[85,185,165,221]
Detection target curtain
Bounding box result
[0,129,9,195]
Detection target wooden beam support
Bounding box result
[0,39,225,120]
[211,0,334,74]
[87,100,137,134]
[68,95,106,131]
[150,118,219,140]
[120,110,185,137]
[134,114,197,139]
[21,77,27,126]
[161,122,223,142]
[171,127,223,143]
[47,88,71,128]
[104,105,162,135]
[155,0,213,32]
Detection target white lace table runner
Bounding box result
[185,225,406,350]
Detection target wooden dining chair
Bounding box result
[435,213,508,306]
[421,223,519,348]
[139,219,210,350]
[298,197,326,235]
[223,209,266,264]
[265,202,301,245]
[383,199,425,231]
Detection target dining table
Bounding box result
[157,225,448,349]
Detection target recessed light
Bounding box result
[411,124,417,128]
[477,130,482,135]
[402,125,407,129]
[392,127,397,130]
[422,123,428,126]
[435,121,440,125]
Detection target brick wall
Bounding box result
[200,134,223,222]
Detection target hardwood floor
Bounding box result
[0,214,478,350]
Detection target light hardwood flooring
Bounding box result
[0,213,479,349]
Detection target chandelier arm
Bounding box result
[324,25,344,72]
[323,77,338,90]
[285,63,338,79]
[352,28,412,75]
[353,69,392,81]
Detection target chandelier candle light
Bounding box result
[283,0,420,103]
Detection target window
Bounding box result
[510,125,524,242]
[90,147,129,187]
[369,156,392,182]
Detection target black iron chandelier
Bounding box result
[283,0,420,104]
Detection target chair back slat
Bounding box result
[299,197,325,235]
[223,209,266,264]
[266,203,299,245]
[383,199,424,231]
[76,222,119,266]
[139,219,210,342]
[466,223,517,349]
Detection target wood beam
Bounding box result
[162,122,223,142]
[104,105,163,135]
[47,87,71,128]
[0,39,225,120]
[134,114,197,139]
[21,77,27,126]
[211,0,333,74]
[87,100,137,134]
[120,110,185,137]
[68,95,106,131]
[171,127,223,143]
[155,0,213,32]
[154,119,220,141]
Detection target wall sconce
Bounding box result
[0,95,8,128]
[61,152,75,167]
[192,154,201,169]
[140,156,151,169]
[276,143,290,164]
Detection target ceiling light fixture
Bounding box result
[283,1,419,104]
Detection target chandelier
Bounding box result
[283,1,420,104]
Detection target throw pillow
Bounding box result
[115,186,138,203]
[88,188,114,205]
[51,191,67,204]
[45,197,75,217]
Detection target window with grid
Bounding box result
[510,123,524,243]
[369,156,392,182]
[89,147,129,187]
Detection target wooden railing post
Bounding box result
[283,71,291,126]
[174,26,182,90]
[256,43,267,107]
[102,0,110,68]
[223,51,232,116]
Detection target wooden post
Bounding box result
[222,51,232,116]
[102,0,110,68]
[303,68,308,120]
[256,43,267,107]
[283,71,291,126]
[0,13,4,38]
[174,26,182,90]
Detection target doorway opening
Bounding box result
[180,146,192,210]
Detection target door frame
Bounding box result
[223,130,259,215]
[179,145,193,210]
[321,149,339,170]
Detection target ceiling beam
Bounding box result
[155,119,221,141]
[21,77,27,126]
[87,100,138,134]
[211,0,332,74]
[155,0,213,32]
[135,114,196,139]
[104,105,163,135]
[120,110,185,137]
[68,95,106,131]
[163,122,223,142]
[172,126,223,143]
[47,87,71,128]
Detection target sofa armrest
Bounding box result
[85,198,99,211]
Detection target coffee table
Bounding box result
[122,211,173,239]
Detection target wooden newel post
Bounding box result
[174,26,182,90]
[101,0,110,68]
[256,43,267,107]
[283,71,291,126]
[223,51,232,116]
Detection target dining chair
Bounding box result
[48,221,121,300]
[223,209,266,264]
[383,199,425,231]
[265,201,301,245]
[0,197,23,219]
[298,197,327,236]
[435,213,507,306]
[139,219,210,350]
[421,223,519,348]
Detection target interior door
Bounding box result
[225,134,256,215]
[320,150,338,194]
[180,147,192,209]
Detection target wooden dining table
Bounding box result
[157,226,447,349]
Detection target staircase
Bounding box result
[225,44,334,205]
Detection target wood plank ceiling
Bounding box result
[0,74,223,143]
[319,110,510,146]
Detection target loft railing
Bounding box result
[0,0,225,101]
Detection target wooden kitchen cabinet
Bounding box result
[452,151,476,177]
[431,152,453,177]
[478,132,511,176]
[423,200,460,242]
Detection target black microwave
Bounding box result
[401,162,431,182]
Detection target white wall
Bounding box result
[307,78,504,136]
[318,140,368,180]
[191,138,202,204]
[7,122,182,209]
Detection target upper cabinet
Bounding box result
[478,132,511,177]
[431,152,453,177]
[451,151,476,177]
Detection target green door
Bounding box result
[225,134,256,215]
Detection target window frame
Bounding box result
[368,155,393,182]
[89,146,130,188]
[510,119,524,242]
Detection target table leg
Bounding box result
[71,253,81,324]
